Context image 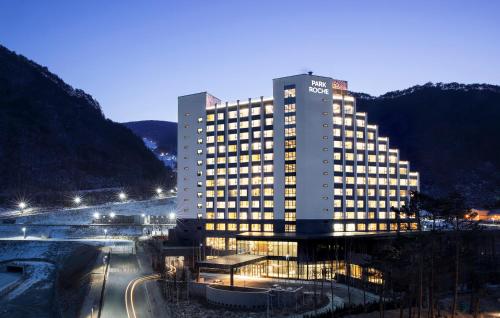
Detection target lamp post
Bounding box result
[18,201,27,211]
[156,187,163,196]
[73,196,82,205]
[118,192,127,201]
[22,227,26,239]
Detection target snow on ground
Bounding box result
[0,241,50,261]
[5,261,54,300]
[11,197,177,225]
[0,272,22,294]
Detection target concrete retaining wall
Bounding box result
[206,285,268,310]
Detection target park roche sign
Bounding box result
[309,80,329,95]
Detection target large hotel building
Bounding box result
[177,73,419,280]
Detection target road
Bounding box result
[100,241,168,318]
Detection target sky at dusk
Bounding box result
[1,0,499,122]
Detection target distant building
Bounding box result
[468,208,500,221]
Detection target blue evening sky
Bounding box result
[0,0,499,122]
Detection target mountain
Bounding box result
[0,45,168,203]
[353,82,500,208]
[123,120,177,154]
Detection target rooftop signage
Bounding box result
[309,80,329,95]
[332,79,348,91]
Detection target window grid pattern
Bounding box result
[284,85,297,232]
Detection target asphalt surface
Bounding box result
[100,241,163,318]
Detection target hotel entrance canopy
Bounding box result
[197,254,267,286]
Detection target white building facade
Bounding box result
[178,73,419,252]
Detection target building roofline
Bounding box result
[273,73,333,81]
[178,91,209,99]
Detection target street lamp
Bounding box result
[18,201,27,210]
[22,227,26,239]
[169,212,176,221]
[73,196,82,205]
[109,212,116,218]
[156,187,163,195]
[93,212,100,219]
[118,192,127,201]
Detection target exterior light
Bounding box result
[93,212,100,219]
[18,202,27,210]
[74,196,82,205]
[109,212,116,218]
[169,212,176,220]
[141,213,145,218]
[118,192,127,201]
[156,188,163,195]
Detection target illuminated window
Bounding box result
[252,142,262,151]
[216,223,226,231]
[333,104,341,113]
[263,224,274,232]
[264,188,274,196]
[285,176,296,185]
[285,224,296,232]
[333,223,344,231]
[264,212,274,219]
[265,104,273,114]
[284,88,296,98]
[251,224,261,232]
[251,212,261,219]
